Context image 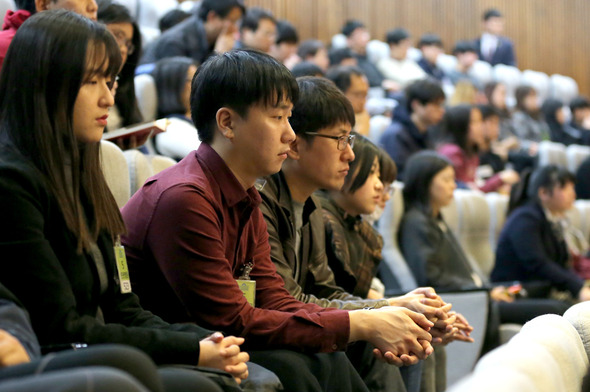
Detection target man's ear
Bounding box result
[35,0,50,12]
[215,107,235,140]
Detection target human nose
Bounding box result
[87,0,98,20]
[101,82,115,108]
[282,120,296,144]
[342,142,355,162]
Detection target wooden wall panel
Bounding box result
[244,0,590,97]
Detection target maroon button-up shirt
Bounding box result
[121,143,350,352]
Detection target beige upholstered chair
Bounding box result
[99,140,130,208]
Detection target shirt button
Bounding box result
[332,344,338,350]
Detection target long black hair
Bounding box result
[152,57,196,118]
[0,10,125,251]
[97,0,143,127]
[438,104,480,156]
[341,133,380,194]
[403,151,453,215]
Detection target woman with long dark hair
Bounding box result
[97,0,143,130]
[0,10,247,391]
[436,104,519,192]
[511,85,550,152]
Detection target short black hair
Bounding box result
[341,20,365,37]
[403,151,453,215]
[328,47,355,66]
[159,9,191,33]
[483,8,503,21]
[385,28,410,45]
[15,0,35,13]
[297,39,324,59]
[477,104,499,120]
[378,147,397,184]
[291,61,324,78]
[289,77,355,141]
[405,78,445,113]
[325,65,365,93]
[240,7,275,33]
[275,20,298,44]
[453,40,478,55]
[190,49,298,144]
[418,33,442,49]
[198,0,245,22]
[570,96,590,113]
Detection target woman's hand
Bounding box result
[198,332,249,384]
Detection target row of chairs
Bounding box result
[334,33,580,107]
[379,182,590,385]
[100,140,176,207]
[538,141,590,171]
[448,301,590,391]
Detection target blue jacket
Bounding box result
[491,202,584,295]
[474,36,516,67]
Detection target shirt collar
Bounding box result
[196,143,261,209]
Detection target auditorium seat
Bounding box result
[134,73,158,122]
[563,301,590,362]
[366,39,389,65]
[566,144,590,173]
[550,73,579,105]
[485,192,509,253]
[123,149,153,197]
[436,53,457,75]
[467,60,493,89]
[537,140,567,167]
[0,0,15,23]
[521,69,551,103]
[99,140,130,208]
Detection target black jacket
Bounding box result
[0,145,212,365]
[491,202,584,296]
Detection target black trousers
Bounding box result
[0,344,222,392]
[250,349,369,392]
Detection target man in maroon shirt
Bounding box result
[121,49,434,391]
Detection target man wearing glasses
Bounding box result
[259,77,456,392]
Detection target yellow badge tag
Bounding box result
[114,236,132,294]
[236,279,256,307]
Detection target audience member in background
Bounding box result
[542,98,585,146]
[483,81,536,173]
[270,19,299,69]
[290,61,324,78]
[341,20,396,92]
[237,7,276,54]
[158,8,190,33]
[570,96,590,135]
[474,8,516,67]
[477,104,507,176]
[151,57,200,160]
[416,33,445,82]
[326,65,371,136]
[377,28,426,91]
[140,0,244,65]
[379,79,445,180]
[0,0,97,69]
[98,0,143,132]
[492,165,590,303]
[448,80,478,106]
[0,10,249,391]
[259,77,454,392]
[319,137,472,392]
[297,39,330,71]
[447,41,481,89]
[328,46,358,67]
[121,49,436,392]
[400,152,568,329]
[575,156,590,199]
[511,85,550,152]
[436,104,519,193]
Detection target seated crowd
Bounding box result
[0,1,589,391]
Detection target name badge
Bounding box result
[114,236,132,294]
[236,279,256,307]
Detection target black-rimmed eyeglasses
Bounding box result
[304,132,355,151]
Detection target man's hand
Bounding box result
[199,332,249,383]
[0,330,30,367]
[214,21,238,54]
[349,307,434,367]
[388,287,450,322]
